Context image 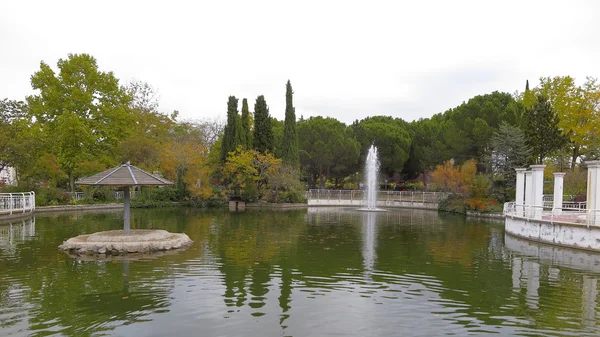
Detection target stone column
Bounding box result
[525,171,533,217]
[553,172,566,215]
[530,165,546,219]
[586,161,600,226]
[515,168,527,216]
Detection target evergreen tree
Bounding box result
[281,80,299,166]
[221,96,239,161]
[523,95,568,164]
[490,122,531,187]
[240,98,252,149]
[252,95,273,153]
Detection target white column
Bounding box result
[586,160,600,226]
[553,172,566,215]
[524,171,533,217]
[530,165,546,219]
[515,168,527,216]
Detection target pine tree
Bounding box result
[252,95,273,153]
[281,80,299,166]
[523,95,568,164]
[221,96,239,161]
[240,98,252,149]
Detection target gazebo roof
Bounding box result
[76,162,174,186]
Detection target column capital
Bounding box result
[553,172,567,177]
[515,168,527,172]
[586,160,600,168]
[530,164,546,171]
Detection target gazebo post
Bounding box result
[123,186,131,232]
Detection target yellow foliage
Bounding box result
[431,159,478,196]
[159,139,212,199]
[223,146,282,193]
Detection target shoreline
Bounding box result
[1,202,507,221]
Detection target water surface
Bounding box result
[1,207,600,336]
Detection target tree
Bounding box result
[490,122,531,187]
[27,53,132,190]
[221,96,239,161]
[119,81,175,171]
[350,116,412,178]
[523,95,568,164]
[281,80,299,166]
[240,98,252,149]
[252,95,273,153]
[535,76,600,167]
[223,147,281,200]
[160,133,212,200]
[0,99,30,173]
[298,117,360,188]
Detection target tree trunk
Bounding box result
[318,165,324,189]
[571,146,579,171]
[69,172,75,192]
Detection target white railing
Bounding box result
[307,190,447,203]
[504,201,600,227]
[0,192,36,215]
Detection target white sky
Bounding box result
[1,0,599,124]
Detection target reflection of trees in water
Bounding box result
[210,211,305,317]
[4,208,600,335]
[0,208,214,337]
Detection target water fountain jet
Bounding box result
[358,145,386,212]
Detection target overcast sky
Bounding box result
[1,0,599,124]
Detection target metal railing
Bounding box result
[65,191,135,201]
[0,192,36,215]
[307,190,447,204]
[542,195,585,209]
[504,201,600,227]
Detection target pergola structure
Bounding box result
[76,162,173,231]
[60,162,191,256]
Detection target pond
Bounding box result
[1,207,600,336]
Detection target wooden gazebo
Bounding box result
[76,162,173,231]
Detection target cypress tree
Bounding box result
[241,98,252,149]
[281,80,299,166]
[221,96,239,161]
[252,95,273,153]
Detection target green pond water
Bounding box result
[1,207,600,336]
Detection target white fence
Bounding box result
[307,190,447,206]
[0,192,35,215]
[504,201,600,227]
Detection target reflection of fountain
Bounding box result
[362,212,377,278]
[359,145,385,212]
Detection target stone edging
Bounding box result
[465,211,505,220]
[35,203,124,213]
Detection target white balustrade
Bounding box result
[0,192,35,215]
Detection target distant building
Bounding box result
[0,166,17,185]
